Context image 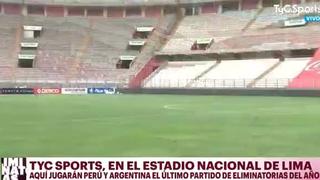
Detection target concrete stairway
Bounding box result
[247,60,282,88]
[186,61,221,87]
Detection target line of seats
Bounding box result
[254,58,310,88]
[0,15,158,85]
[144,61,215,88]
[144,58,311,88]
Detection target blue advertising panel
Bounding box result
[87,88,116,94]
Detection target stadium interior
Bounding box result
[1,0,320,158]
[0,0,319,90]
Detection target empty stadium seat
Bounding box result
[191,59,279,88]
[144,61,215,88]
[159,14,249,54]
[254,58,310,88]
[0,15,160,86]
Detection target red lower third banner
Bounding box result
[1,158,320,180]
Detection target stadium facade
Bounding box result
[0,0,308,17]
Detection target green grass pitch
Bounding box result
[0,94,319,157]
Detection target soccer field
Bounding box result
[0,94,319,157]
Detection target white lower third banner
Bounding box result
[1,158,320,180]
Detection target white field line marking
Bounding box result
[70,113,162,122]
[163,104,185,111]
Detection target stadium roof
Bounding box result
[0,0,238,6]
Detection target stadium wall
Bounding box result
[241,0,259,10]
[129,58,163,89]
[0,0,307,17]
[119,88,320,97]
[0,3,164,18]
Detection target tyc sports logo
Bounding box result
[1,158,26,180]
[273,4,320,22]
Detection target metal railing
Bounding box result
[1,78,320,89]
[143,78,320,89]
